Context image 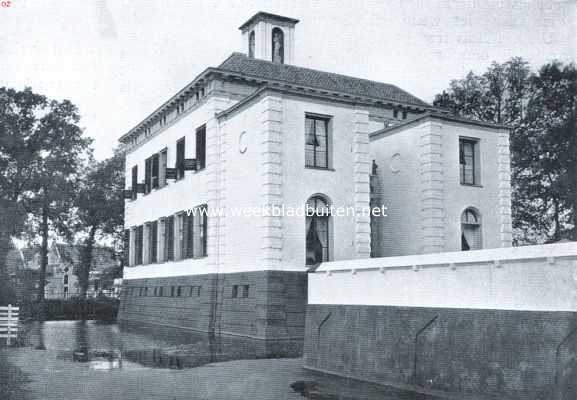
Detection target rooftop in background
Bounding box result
[238,11,299,31]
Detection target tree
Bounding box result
[434,59,576,243]
[0,88,47,304]
[68,151,125,298]
[0,87,92,308]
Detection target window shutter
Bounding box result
[176,138,185,179]
[152,154,159,189]
[123,229,130,266]
[165,168,177,180]
[136,225,144,265]
[184,158,197,171]
[150,221,158,263]
[131,166,138,199]
[166,216,174,261]
[196,125,206,170]
[144,157,152,194]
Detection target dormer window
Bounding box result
[248,31,255,58]
[271,27,284,64]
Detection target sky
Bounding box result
[1,0,575,160]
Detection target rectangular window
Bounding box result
[131,166,138,200]
[144,157,152,194]
[177,286,182,297]
[176,137,185,180]
[305,115,330,169]
[193,205,207,257]
[186,213,194,258]
[151,153,159,189]
[164,216,174,261]
[135,225,144,265]
[459,139,479,185]
[159,149,168,188]
[196,125,206,170]
[232,285,249,298]
[170,286,175,297]
[148,221,158,263]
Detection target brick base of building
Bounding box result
[118,270,307,355]
[304,304,577,400]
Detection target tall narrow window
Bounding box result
[144,157,152,194]
[248,30,255,58]
[165,216,174,261]
[159,149,168,188]
[271,27,284,64]
[459,138,479,185]
[177,213,185,259]
[176,137,185,180]
[461,208,482,251]
[305,195,331,266]
[148,221,158,263]
[151,153,159,189]
[305,115,330,169]
[185,213,194,258]
[135,225,144,265]
[193,205,207,257]
[131,166,138,200]
[196,125,206,170]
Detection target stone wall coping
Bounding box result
[315,242,577,274]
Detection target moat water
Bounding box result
[0,320,434,400]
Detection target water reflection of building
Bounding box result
[118,11,511,346]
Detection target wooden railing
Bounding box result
[0,304,19,345]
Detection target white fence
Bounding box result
[0,304,19,345]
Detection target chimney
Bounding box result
[239,12,299,64]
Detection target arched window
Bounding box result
[461,208,482,251]
[306,195,331,266]
[248,31,255,58]
[271,27,284,64]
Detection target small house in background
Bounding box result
[5,248,40,303]
[44,242,120,299]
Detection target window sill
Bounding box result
[305,166,335,171]
[460,183,483,188]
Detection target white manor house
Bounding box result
[118,12,513,343]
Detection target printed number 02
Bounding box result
[1,1,11,8]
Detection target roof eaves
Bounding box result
[119,67,219,143]
[239,12,300,31]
